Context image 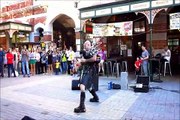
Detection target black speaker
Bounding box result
[21,116,36,120]
[134,75,149,93]
[71,79,80,90]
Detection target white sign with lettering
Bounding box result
[112,5,129,13]
[81,11,95,18]
[170,12,180,30]
[131,2,150,11]
[96,8,111,16]
[10,23,18,29]
[152,0,173,8]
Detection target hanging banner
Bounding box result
[170,12,180,30]
[93,21,133,36]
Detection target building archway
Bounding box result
[51,14,76,50]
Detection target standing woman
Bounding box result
[6,48,16,77]
[47,50,53,74]
[29,48,36,76]
[12,48,18,71]
[97,48,106,75]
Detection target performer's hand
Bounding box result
[80,58,86,63]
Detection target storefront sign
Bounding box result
[19,25,25,30]
[80,0,179,19]
[81,11,95,18]
[170,12,180,30]
[93,21,133,36]
[96,8,111,16]
[0,25,10,30]
[112,5,129,14]
[10,23,18,29]
[2,0,33,13]
[152,0,173,8]
[25,26,32,31]
[131,2,150,11]
[9,23,32,31]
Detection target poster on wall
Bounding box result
[93,21,133,36]
[134,21,145,33]
[170,12,180,30]
[127,49,132,57]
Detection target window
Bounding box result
[168,38,179,54]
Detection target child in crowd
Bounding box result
[55,59,60,75]
[134,57,142,75]
[72,58,81,77]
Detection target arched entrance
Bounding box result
[51,14,76,50]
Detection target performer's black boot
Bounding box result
[89,89,99,102]
[74,92,86,113]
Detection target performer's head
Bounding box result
[83,40,92,51]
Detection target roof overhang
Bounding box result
[0,21,32,32]
[79,0,180,20]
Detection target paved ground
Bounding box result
[0,72,180,120]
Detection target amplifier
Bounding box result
[134,75,149,93]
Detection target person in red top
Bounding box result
[6,48,16,77]
[134,57,142,75]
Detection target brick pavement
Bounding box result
[0,73,180,120]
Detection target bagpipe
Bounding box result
[80,40,102,62]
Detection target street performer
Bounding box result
[74,40,100,113]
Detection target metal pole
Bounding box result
[149,9,153,82]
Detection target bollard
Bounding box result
[120,72,128,90]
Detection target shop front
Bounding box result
[0,21,32,50]
[79,0,180,72]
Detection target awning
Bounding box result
[0,21,32,32]
[79,0,180,20]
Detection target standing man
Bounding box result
[141,44,149,76]
[21,46,30,77]
[0,47,5,77]
[74,40,99,113]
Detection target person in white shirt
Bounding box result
[67,46,75,75]
[12,48,18,70]
[161,46,171,64]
